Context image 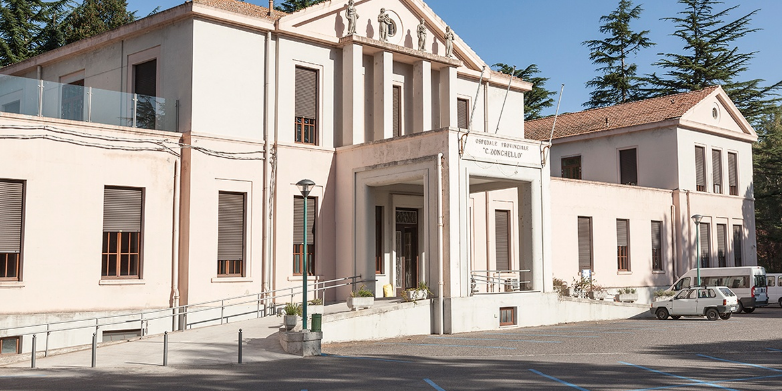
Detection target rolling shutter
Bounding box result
[728,152,738,194]
[695,146,706,189]
[393,85,401,137]
[0,181,23,253]
[577,217,592,271]
[218,192,245,261]
[295,67,317,120]
[717,224,726,266]
[293,197,316,245]
[457,98,469,129]
[616,219,628,247]
[619,149,637,185]
[733,225,742,266]
[699,222,710,267]
[133,59,157,97]
[712,150,722,192]
[495,210,510,271]
[103,187,142,233]
[651,221,661,250]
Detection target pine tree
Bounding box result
[582,0,654,108]
[62,0,136,45]
[753,105,782,272]
[493,63,556,120]
[275,0,326,13]
[647,0,781,123]
[0,0,48,66]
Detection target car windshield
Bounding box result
[719,287,736,297]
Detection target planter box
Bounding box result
[283,315,298,331]
[404,289,428,301]
[589,291,608,300]
[615,293,638,303]
[347,296,374,311]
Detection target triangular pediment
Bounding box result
[277,0,487,71]
[681,87,757,139]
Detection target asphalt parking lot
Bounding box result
[3,306,782,390]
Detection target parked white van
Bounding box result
[670,266,768,313]
[767,273,782,307]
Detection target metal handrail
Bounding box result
[1,275,367,356]
[470,269,531,293]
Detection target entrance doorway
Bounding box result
[395,208,419,290]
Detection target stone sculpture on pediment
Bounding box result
[417,18,427,51]
[378,8,391,42]
[345,0,359,35]
[444,25,455,57]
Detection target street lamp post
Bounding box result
[692,214,703,286]
[296,179,315,331]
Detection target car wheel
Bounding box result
[737,301,744,313]
[779,298,782,308]
[706,308,719,321]
[671,315,681,320]
[719,312,732,320]
[743,307,755,314]
[655,308,669,320]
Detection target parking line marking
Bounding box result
[378,342,515,350]
[629,374,782,390]
[697,354,782,372]
[484,332,599,338]
[529,369,590,391]
[430,336,561,344]
[424,378,446,391]
[320,353,415,363]
[620,362,739,391]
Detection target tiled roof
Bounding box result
[525,86,721,141]
[193,0,286,21]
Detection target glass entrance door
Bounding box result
[395,209,419,290]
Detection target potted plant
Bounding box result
[347,284,374,310]
[552,277,568,297]
[572,275,607,300]
[588,284,608,300]
[615,287,638,303]
[277,302,301,331]
[308,298,324,315]
[401,281,433,302]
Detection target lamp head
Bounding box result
[296,179,316,197]
[691,214,703,224]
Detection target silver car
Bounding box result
[651,286,738,321]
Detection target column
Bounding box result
[373,51,393,141]
[413,60,432,133]
[439,66,457,129]
[342,43,364,146]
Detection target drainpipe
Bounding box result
[262,31,272,294]
[171,158,181,328]
[437,153,444,335]
[686,190,692,275]
[671,203,677,281]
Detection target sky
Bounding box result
[127,0,782,117]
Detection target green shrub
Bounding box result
[277,302,302,317]
[350,284,374,297]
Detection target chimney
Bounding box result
[269,0,274,16]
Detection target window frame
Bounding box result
[456,97,469,129]
[695,145,706,192]
[716,223,727,267]
[727,152,738,196]
[499,307,516,326]
[577,216,593,272]
[375,206,384,274]
[618,148,638,185]
[495,209,511,271]
[561,155,582,179]
[0,179,24,282]
[699,222,710,268]
[0,336,21,355]
[293,195,317,276]
[392,84,403,137]
[651,220,663,272]
[733,225,743,267]
[294,66,319,146]
[101,186,143,280]
[712,149,722,194]
[217,191,246,278]
[616,219,630,271]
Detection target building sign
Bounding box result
[462,135,540,167]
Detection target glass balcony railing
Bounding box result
[0,74,177,132]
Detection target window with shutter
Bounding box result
[561,156,582,179]
[616,219,629,271]
[0,180,23,281]
[717,224,727,267]
[651,221,662,271]
[217,192,245,277]
[712,150,722,194]
[102,187,143,278]
[728,152,738,195]
[619,148,637,185]
[695,146,706,191]
[457,98,469,129]
[699,223,710,268]
[577,217,593,272]
[293,196,316,275]
[733,225,742,266]
[495,210,510,271]
[295,67,318,145]
[393,85,402,137]
[375,206,383,274]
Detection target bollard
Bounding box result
[311,313,322,332]
[91,333,97,368]
[238,329,243,364]
[163,331,168,366]
[31,334,36,368]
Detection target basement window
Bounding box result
[499,307,516,326]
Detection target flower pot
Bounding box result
[283,314,298,331]
[347,296,374,311]
[615,293,638,303]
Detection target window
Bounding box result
[0,180,23,281]
[457,98,469,129]
[768,276,777,287]
[619,148,637,185]
[133,59,157,130]
[695,146,706,192]
[293,196,316,275]
[733,225,742,267]
[716,224,727,267]
[393,85,402,137]
[102,187,142,278]
[495,210,510,271]
[499,307,516,326]
[217,192,245,277]
[61,79,84,121]
[561,156,582,179]
[617,219,629,271]
[699,222,710,268]
[728,152,738,195]
[375,206,383,274]
[651,221,662,271]
[577,217,593,272]
[712,149,722,193]
[295,67,318,145]
[0,336,20,355]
